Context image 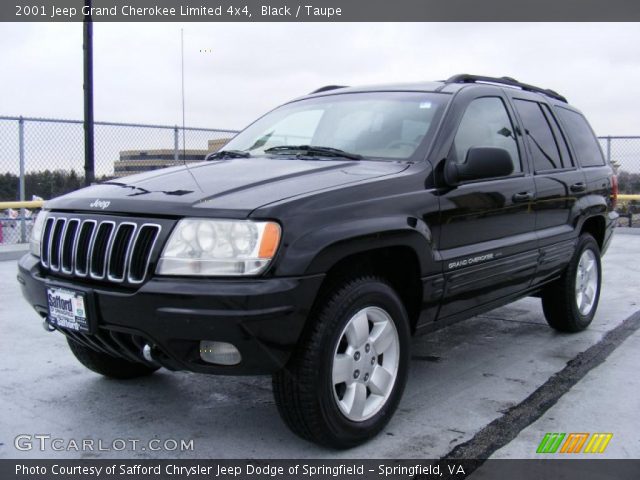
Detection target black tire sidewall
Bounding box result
[315,279,410,446]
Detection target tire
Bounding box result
[272,276,410,448]
[66,337,159,379]
[541,233,602,333]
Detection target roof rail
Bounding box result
[310,85,348,94]
[445,74,568,103]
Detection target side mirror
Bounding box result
[445,147,514,186]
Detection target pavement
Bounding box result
[490,327,640,459]
[0,243,28,261]
[0,230,638,460]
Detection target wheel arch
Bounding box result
[579,214,606,250]
[274,216,436,334]
[308,243,427,334]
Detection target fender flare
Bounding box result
[574,193,608,224]
[273,216,436,277]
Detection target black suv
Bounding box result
[18,75,617,448]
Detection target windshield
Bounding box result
[223,92,448,160]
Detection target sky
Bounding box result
[2,22,640,135]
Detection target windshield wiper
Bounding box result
[205,150,251,160]
[264,145,362,160]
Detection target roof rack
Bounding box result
[310,85,348,94]
[445,74,567,103]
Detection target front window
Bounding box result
[223,92,448,160]
[453,96,522,173]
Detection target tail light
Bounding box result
[611,175,618,209]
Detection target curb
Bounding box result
[0,244,29,262]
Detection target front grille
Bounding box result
[41,215,161,285]
[90,221,115,279]
[61,219,79,273]
[108,223,136,281]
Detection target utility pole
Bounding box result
[83,0,95,186]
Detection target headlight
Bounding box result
[30,210,48,257]
[156,219,281,276]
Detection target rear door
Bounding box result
[434,87,538,319]
[554,106,613,208]
[554,105,616,250]
[507,93,587,284]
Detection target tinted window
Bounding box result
[541,104,574,168]
[223,92,447,160]
[453,97,521,173]
[513,99,563,172]
[556,108,605,167]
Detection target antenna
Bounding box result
[179,28,202,190]
[181,28,186,166]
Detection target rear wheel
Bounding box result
[541,234,602,332]
[66,337,159,379]
[272,276,410,448]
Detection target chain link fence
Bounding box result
[1,115,640,244]
[598,136,640,227]
[0,115,238,244]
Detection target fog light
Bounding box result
[200,341,241,365]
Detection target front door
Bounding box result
[435,91,538,319]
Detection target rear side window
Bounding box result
[541,104,574,168]
[453,97,521,173]
[513,99,566,172]
[555,108,605,167]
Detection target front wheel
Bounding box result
[541,233,602,332]
[272,276,410,448]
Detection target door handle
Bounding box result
[570,182,587,193]
[512,191,534,203]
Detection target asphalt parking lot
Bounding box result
[1,230,639,460]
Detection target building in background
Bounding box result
[113,138,230,177]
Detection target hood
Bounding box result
[46,157,410,217]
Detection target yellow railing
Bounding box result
[618,194,640,202]
[0,200,45,210]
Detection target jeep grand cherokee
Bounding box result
[18,74,618,448]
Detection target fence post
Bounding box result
[83,8,95,186]
[18,116,27,243]
[606,136,612,164]
[174,126,179,164]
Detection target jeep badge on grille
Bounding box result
[89,199,110,209]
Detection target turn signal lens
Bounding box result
[259,222,281,259]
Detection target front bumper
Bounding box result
[18,253,324,375]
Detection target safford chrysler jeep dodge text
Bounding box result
[18,75,617,448]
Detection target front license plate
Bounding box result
[47,287,90,333]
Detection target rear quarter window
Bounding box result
[555,108,605,167]
[513,99,564,172]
